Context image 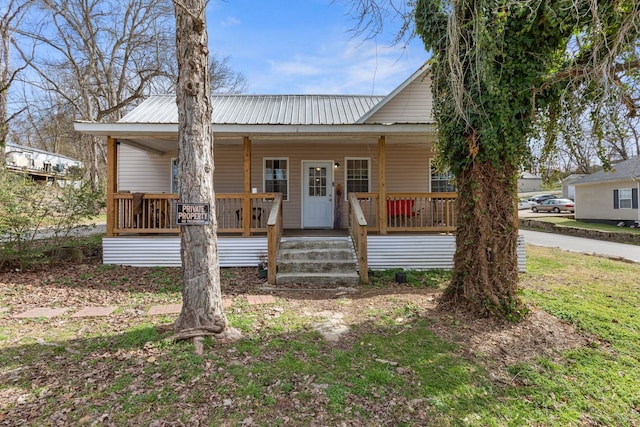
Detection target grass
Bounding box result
[517,246,640,425]
[1,249,639,425]
[532,216,640,234]
[368,268,450,288]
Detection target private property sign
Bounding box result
[176,203,210,225]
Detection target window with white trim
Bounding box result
[345,158,370,197]
[430,161,455,192]
[264,158,288,200]
[619,188,632,209]
[171,158,178,193]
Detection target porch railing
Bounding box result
[111,192,278,236]
[348,193,369,284]
[113,193,179,235]
[267,193,284,285]
[353,192,457,234]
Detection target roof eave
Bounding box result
[74,121,436,137]
[574,177,637,186]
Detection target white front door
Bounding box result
[302,161,334,228]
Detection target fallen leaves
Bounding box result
[0,260,593,425]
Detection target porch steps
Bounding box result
[276,238,359,286]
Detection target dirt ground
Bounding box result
[0,256,590,384]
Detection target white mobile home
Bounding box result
[4,142,83,185]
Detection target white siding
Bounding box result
[368,235,527,272]
[575,180,639,221]
[103,236,267,267]
[366,76,433,124]
[118,144,173,192]
[103,235,526,271]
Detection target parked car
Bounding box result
[531,198,575,213]
[528,194,556,204]
[518,199,535,210]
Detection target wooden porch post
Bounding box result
[242,136,252,236]
[106,137,118,237]
[378,136,387,235]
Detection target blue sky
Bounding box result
[207,0,429,95]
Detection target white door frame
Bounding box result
[301,160,334,228]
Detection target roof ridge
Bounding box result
[147,93,384,98]
[215,94,383,98]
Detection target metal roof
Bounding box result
[119,94,385,126]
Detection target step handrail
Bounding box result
[348,193,368,284]
[267,193,283,284]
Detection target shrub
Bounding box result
[0,168,104,269]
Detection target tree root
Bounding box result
[172,327,242,348]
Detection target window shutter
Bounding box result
[633,188,638,209]
[614,189,619,209]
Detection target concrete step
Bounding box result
[277,259,356,274]
[275,272,360,287]
[279,239,352,250]
[275,237,359,286]
[277,248,354,261]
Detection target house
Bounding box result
[75,65,525,283]
[562,174,586,200]
[573,157,640,226]
[4,142,84,186]
[517,172,542,193]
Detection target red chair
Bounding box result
[387,199,416,217]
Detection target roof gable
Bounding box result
[357,63,433,124]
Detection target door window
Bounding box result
[308,166,327,196]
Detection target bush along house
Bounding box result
[74,65,526,285]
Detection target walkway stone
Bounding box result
[13,308,67,319]
[246,295,276,305]
[147,304,182,316]
[147,299,234,315]
[307,310,350,343]
[9,296,263,320]
[71,306,117,318]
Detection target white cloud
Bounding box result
[257,38,424,95]
[219,16,241,27]
[209,10,427,95]
[272,61,322,76]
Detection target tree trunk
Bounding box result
[1,15,9,166]
[173,0,240,343]
[441,155,526,320]
[88,136,101,191]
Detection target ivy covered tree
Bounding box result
[413,0,640,319]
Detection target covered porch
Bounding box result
[102,135,458,285]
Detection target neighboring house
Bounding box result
[75,64,525,282]
[4,142,84,186]
[573,157,640,226]
[562,174,586,200]
[517,172,542,193]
